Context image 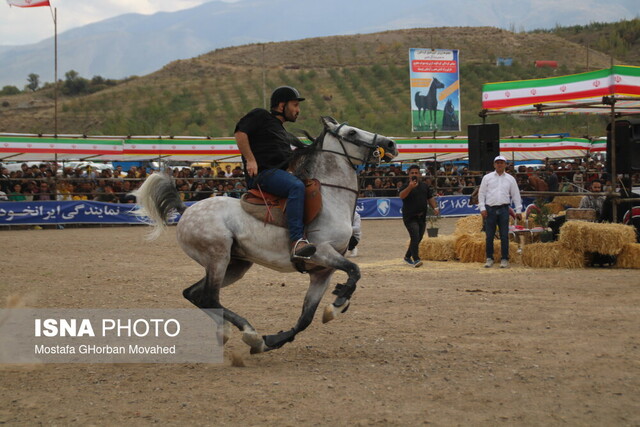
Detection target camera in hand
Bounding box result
[411,176,418,182]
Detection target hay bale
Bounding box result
[455,234,486,263]
[552,195,584,208]
[454,234,519,264]
[454,215,483,236]
[558,221,636,255]
[616,244,640,269]
[522,242,586,268]
[419,235,457,261]
[543,202,564,215]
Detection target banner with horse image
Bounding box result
[409,48,461,133]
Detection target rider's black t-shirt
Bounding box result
[234,108,296,173]
[398,181,434,220]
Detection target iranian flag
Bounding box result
[6,0,51,7]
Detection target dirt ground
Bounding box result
[1,218,639,426]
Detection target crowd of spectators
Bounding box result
[0,162,247,202]
[1,156,639,203]
[357,156,639,197]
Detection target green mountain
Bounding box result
[1,22,636,139]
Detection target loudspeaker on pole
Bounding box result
[468,123,500,172]
[607,119,640,174]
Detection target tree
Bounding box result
[0,85,20,96]
[26,73,40,92]
[62,70,89,96]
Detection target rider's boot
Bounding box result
[291,238,316,259]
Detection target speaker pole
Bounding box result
[609,100,618,222]
[433,152,438,196]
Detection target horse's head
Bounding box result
[321,116,398,164]
[445,99,453,111]
[433,78,445,89]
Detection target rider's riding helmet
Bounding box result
[270,86,305,109]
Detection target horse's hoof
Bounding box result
[322,300,350,323]
[242,330,266,354]
[323,304,336,323]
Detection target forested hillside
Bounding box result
[534,18,640,67]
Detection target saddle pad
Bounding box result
[240,179,322,228]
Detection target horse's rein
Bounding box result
[320,182,359,196]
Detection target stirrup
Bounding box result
[291,239,316,260]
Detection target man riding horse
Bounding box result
[234,86,316,260]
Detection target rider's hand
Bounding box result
[246,160,258,177]
[480,210,488,219]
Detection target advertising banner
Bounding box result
[0,197,534,224]
[356,195,479,218]
[409,48,461,132]
[0,200,152,225]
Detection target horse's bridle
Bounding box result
[310,123,385,197]
[322,122,384,171]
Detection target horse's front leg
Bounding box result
[258,268,335,352]
[316,248,360,323]
[297,243,362,324]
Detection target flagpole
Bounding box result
[51,6,57,136]
[8,1,56,133]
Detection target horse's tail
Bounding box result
[132,172,187,240]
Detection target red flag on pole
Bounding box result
[6,0,51,7]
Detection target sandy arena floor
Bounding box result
[1,218,639,426]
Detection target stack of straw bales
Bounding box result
[522,242,586,268]
[522,220,637,268]
[417,214,521,264]
[558,221,636,255]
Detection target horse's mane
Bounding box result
[290,128,324,179]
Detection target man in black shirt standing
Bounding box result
[234,86,316,259]
[398,164,439,267]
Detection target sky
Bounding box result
[1,0,636,47]
[1,0,227,46]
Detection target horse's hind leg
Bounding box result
[183,258,260,347]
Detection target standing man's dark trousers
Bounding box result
[485,204,510,261]
[404,214,426,261]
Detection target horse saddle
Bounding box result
[240,179,322,228]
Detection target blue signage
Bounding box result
[0,197,535,225]
[356,195,480,218]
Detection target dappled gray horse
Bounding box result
[134,117,397,353]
